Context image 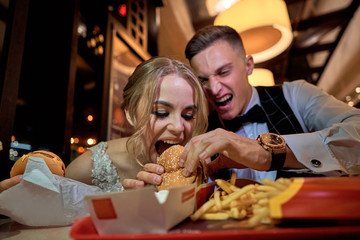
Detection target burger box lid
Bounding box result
[269,176,360,221]
[84,182,215,235]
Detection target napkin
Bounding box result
[0,156,103,226]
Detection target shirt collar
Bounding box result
[243,85,261,115]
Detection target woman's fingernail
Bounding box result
[179,159,185,167]
[157,166,164,174]
[135,181,144,187]
[154,175,162,184]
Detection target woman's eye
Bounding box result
[153,112,169,118]
[182,114,195,120]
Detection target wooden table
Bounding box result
[0,218,72,240]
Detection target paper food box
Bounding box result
[270,176,360,221]
[84,182,215,235]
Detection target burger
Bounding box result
[10,150,66,177]
[157,145,207,191]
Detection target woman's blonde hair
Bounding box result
[121,56,208,165]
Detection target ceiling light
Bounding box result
[214,0,293,63]
[206,0,239,16]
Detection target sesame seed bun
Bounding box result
[157,145,207,191]
[10,150,65,177]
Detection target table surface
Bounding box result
[0,218,72,240]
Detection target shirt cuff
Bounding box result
[282,132,345,173]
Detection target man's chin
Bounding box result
[219,111,237,121]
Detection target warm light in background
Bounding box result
[77,146,86,154]
[70,137,79,144]
[87,138,97,145]
[248,68,275,86]
[87,114,94,122]
[214,0,293,63]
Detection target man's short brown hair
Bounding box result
[185,25,246,61]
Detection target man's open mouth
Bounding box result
[215,94,233,107]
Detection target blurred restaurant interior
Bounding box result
[0,0,359,180]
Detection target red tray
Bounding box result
[70,216,360,240]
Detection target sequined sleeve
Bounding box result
[88,142,124,192]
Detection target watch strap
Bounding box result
[268,151,286,171]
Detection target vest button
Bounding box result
[310,159,322,168]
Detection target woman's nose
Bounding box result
[168,115,184,133]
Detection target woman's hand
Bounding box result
[0,175,22,193]
[122,163,164,190]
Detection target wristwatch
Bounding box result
[257,133,286,171]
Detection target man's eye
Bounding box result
[218,69,231,77]
[198,77,208,85]
[153,112,169,117]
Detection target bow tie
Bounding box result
[223,105,267,131]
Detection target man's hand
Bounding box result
[206,154,246,176]
[179,128,271,177]
[0,175,22,193]
[122,163,164,190]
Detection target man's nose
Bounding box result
[208,76,221,94]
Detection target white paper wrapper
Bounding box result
[0,156,103,226]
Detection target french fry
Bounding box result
[214,190,222,211]
[230,207,247,219]
[256,185,278,192]
[191,177,294,229]
[215,179,234,194]
[261,178,287,191]
[190,199,215,221]
[199,212,230,220]
[229,172,237,185]
[276,177,292,187]
[248,208,269,228]
[221,184,255,208]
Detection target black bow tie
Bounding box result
[223,105,267,131]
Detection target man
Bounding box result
[178,25,360,181]
[122,25,360,188]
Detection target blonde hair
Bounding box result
[121,56,208,165]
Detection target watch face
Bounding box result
[262,133,285,148]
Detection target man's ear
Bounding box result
[245,55,254,76]
[125,109,135,126]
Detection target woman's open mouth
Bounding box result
[155,140,180,156]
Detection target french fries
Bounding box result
[190,173,293,228]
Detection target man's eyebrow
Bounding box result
[215,63,232,73]
[197,63,232,79]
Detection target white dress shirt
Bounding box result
[232,80,360,181]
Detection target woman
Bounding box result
[65,56,208,192]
